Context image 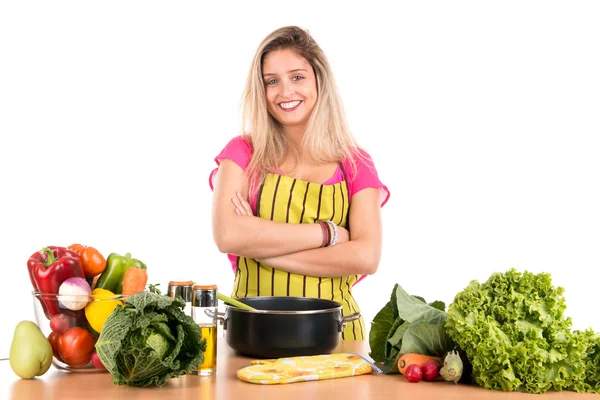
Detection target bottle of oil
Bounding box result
[191,284,218,376]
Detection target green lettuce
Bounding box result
[579,330,600,391]
[95,292,206,387]
[445,269,599,394]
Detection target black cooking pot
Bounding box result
[217,296,360,359]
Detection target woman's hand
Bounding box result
[254,188,382,277]
[232,191,253,216]
[232,190,351,244]
[213,160,327,258]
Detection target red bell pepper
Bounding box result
[28,246,85,318]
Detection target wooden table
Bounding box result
[1,341,597,399]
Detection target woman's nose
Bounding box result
[280,81,295,97]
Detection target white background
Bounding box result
[1,1,599,360]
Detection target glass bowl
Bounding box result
[32,290,125,373]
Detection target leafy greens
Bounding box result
[369,283,453,373]
[95,291,206,387]
[445,268,600,394]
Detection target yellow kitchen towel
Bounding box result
[237,353,373,385]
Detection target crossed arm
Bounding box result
[211,159,383,277]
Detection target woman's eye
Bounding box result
[266,79,278,85]
[292,75,304,81]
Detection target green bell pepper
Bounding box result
[95,252,146,294]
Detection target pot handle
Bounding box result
[339,312,361,331]
[217,311,227,330]
[204,309,228,329]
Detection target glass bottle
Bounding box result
[191,284,218,376]
[167,280,193,316]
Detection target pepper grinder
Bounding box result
[167,280,193,316]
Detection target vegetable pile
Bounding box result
[27,244,149,370]
[24,244,207,387]
[95,291,206,387]
[398,354,441,382]
[369,268,600,394]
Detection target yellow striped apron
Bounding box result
[231,167,366,340]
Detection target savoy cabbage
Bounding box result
[95,291,206,387]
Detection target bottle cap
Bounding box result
[192,285,218,307]
[169,280,194,286]
[193,284,218,290]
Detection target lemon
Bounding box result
[85,288,122,333]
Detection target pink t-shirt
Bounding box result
[209,135,390,283]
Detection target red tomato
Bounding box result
[58,327,95,367]
[47,331,64,362]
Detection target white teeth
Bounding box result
[280,101,301,109]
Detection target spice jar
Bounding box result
[167,280,193,316]
[191,284,218,376]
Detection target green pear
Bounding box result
[9,320,53,379]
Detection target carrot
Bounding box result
[398,354,442,375]
[91,274,99,290]
[122,267,148,299]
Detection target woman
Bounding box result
[209,26,390,340]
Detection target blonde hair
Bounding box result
[240,26,360,195]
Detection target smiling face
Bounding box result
[262,48,318,134]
